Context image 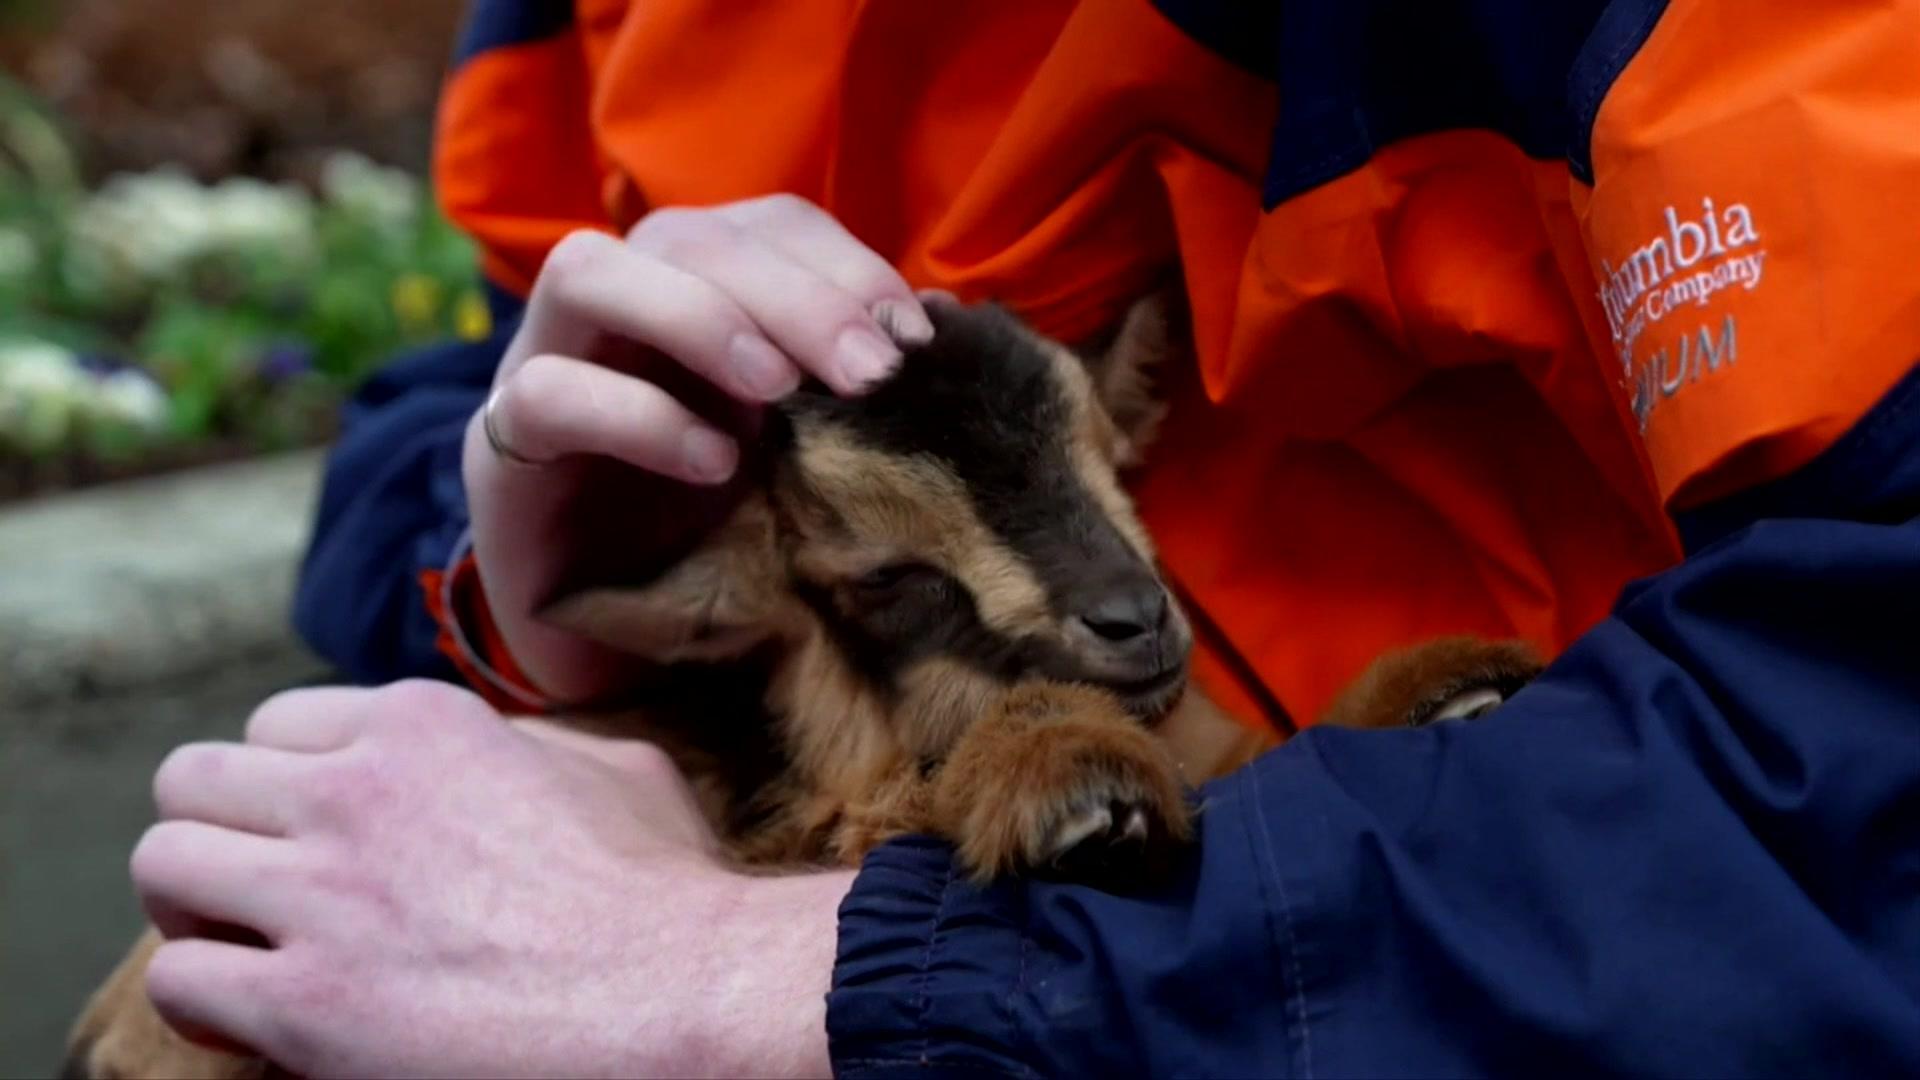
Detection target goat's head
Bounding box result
[770,297,1189,721]
[548,294,1190,740]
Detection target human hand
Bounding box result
[463,195,933,704]
[133,681,852,1078]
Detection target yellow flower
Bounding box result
[454,289,493,342]
[390,274,442,334]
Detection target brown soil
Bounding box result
[0,0,468,180]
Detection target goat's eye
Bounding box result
[853,562,935,593]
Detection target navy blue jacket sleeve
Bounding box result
[826,361,1920,1078]
[291,316,517,684]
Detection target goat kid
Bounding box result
[67,295,1541,1079]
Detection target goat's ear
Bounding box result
[540,495,791,664]
[1075,282,1186,467]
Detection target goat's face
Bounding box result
[770,301,1191,722]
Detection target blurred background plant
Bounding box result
[2,6,478,1069]
[0,0,472,499]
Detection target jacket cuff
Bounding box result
[419,528,552,713]
[828,836,1037,1078]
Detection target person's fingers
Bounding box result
[712,194,934,345]
[631,204,911,394]
[488,354,739,485]
[144,938,280,1060]
[243,686,376,753]
[132,821,308,940]
[521,229,803,404]
[153,742,314,836]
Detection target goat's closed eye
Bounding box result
[854,561,938,594]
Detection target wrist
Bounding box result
[683,867,855,1078]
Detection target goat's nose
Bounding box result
[1075,582,1169,643]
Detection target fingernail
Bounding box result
[681,429,738,484]
[729,334,800,401]
[836,327,901,392]
[872,299,935,347]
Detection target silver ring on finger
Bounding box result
[482,387,554,468]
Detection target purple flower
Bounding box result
[258,342,315,385]
[76,352,131,377]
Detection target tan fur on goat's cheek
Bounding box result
[950,543,1057,641]
[785,426,1056,640]
[542,494,799,662]
[787,431,962,554]
[765,623,910,802]
[893,656,1010,759]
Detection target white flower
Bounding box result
[64,167,317,293]
[205,176,317,255]
[87,368,171,431]
[68,169,208,285]
[0,339,89,451]
[320,151,420,231]
[0,340,87,390]
[0,342,172,451]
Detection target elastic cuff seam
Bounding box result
[438,528,547,711]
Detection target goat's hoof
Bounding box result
[1319,636,1544,730]
[937,683,1192,888]
[1042,792,1166,882]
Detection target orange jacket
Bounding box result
[433,0,1920,728]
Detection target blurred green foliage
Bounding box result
[0,0,57,31]
[0,73,485,463]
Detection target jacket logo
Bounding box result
[1594,198,1767,431]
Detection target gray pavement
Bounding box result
[0,454,331,1075]
[1,649,328,1076]
[0,452,326,715]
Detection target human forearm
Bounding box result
[676,869,853,1079]
[827,366,1920,1074]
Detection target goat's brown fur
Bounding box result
[67,932,263,1080]
[68,292,1544,1079]
[1320,636,1543,730]
[931,682,1193,881]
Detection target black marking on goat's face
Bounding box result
[771,303,1192,725]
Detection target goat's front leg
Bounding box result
[927,682,1192,886]
[1318,636,1542,729]
[67,928,264,1080]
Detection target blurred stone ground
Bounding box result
[0,454,331,1073]
[1,2,464,1067]
[0,650,327,1076]
[0,453,325,706]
